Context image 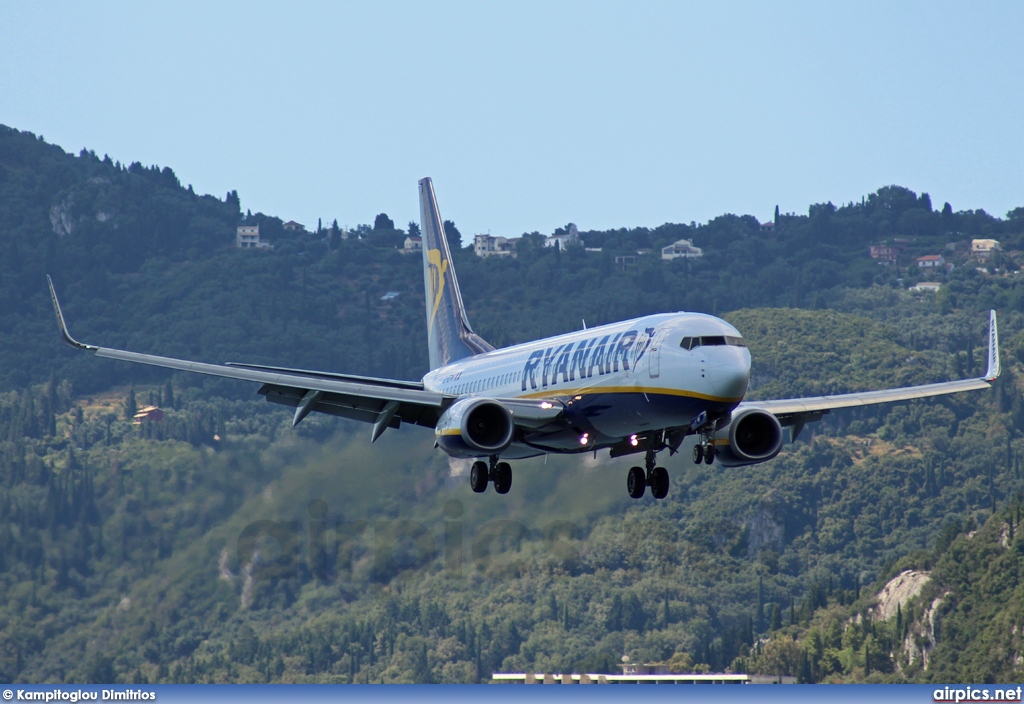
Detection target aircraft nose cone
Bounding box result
[708,357,749,399]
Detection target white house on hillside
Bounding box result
[661,239,703,260]
[236,224,270,249]
[545,224,580,249]
[474,234,517,258]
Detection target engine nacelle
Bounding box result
[712,408,784,467]
[435,397,515,458]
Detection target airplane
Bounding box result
[47,177,1001,500]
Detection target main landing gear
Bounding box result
[470,456,512,495]
[627,447,670,500]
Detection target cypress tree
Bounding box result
[756,576,764,631]
[124,387,137,421]
[475,636,482,683]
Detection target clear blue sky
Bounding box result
[2,2,1022,237]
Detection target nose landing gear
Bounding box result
[692,435,715,466]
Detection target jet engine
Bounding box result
[435,397,515,457]
[712,408,784,467]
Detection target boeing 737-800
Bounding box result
[47,178,1000,500]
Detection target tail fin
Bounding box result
[419,177,494,370]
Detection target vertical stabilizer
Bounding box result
[419,178,494,370]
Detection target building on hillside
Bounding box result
[661,239,703,260]
[133,406,164,424]
[403,235,422,253]
[972,239,1001,259]
[909,282,942,292]
[474,234,517,258]
[760,221,775,232]
[615,254,638,270]
[545,224,580,249]
[916,254,946,269]
[869,244,900,264]
[236,224,271,249]
[380,292,400,301]
[283,220,305,232]
[236,224,259,248]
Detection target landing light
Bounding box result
[630,434,639,447]
[540,402,553,409]
[580,433,589,445]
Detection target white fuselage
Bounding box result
[422,312,751,454]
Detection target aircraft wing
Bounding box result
[739,309,1000,441]
[47,277,449,436]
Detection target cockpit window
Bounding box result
[681,335,746,350]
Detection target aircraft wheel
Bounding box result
[693,443,704,464]
[493,462,513,494]
[704,445,715,465]
[470,461,489,493]
[627,466,646,499]
[651,466,670,500]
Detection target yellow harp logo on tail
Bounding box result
[426,248,448,328]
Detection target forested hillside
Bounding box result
[2,124,1024,683]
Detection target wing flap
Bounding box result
[259,384,443,429]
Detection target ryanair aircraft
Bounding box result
[48,178,1001,500]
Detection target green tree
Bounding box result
[124,387,137,421]
[442,220,462,248]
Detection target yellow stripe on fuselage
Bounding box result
[516,386,742,404]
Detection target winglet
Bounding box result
[984,309,1000,381]
[46,276,98,351]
